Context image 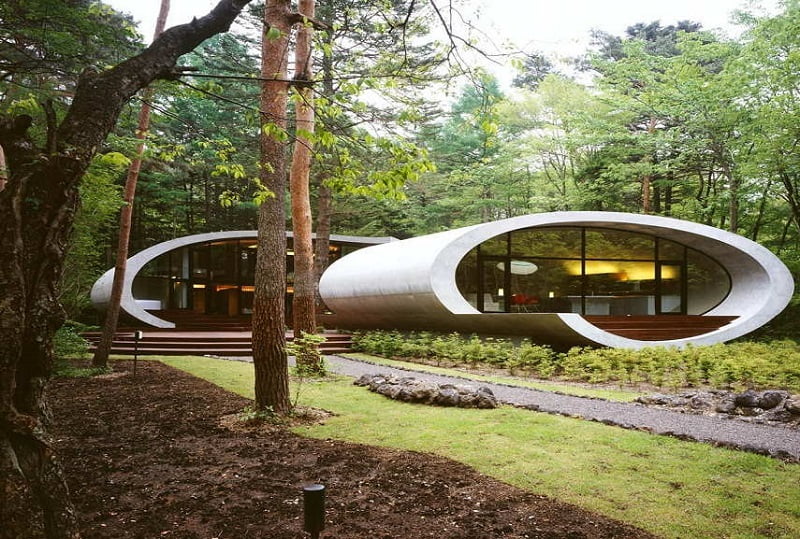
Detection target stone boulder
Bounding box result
[635,388,799,427]
[355,374,498,409]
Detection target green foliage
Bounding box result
[288,332,327,376]
[53,321,92,358]
[238,404,279,424]
[61,151,126,321]
[353,330,800,392]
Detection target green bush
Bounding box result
[353,330,800,392]
[53,322,91,358]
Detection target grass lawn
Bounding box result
[157,355,800,539]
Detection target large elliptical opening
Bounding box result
[455,226,731,317]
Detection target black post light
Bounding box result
[303,483,325,538]
[133,330,143,377]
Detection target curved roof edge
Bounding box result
[91,230,396,328]
[319,212,794,349]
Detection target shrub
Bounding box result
[53,322,91,358]
[350,330,800,392]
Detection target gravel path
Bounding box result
[252,354,800,461]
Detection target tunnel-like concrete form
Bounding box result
[91,230,393,329]
[319,212,794,348]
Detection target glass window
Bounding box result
[585,228,654,260]
[687,249,730,314]
[455,248,479,309]
[480,259,506,312]
[510,227,582,258]
[191,245,208,279]
[209,241,236,282]
[170,248,190,279]
[658,239,684,262]
[139,252,171,278]
[508,259,579,313]
[479,234,508,256]
[456,225,731,317]
[239,242,257,284]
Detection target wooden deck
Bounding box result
[583,315,738,341]
[82,329,354,356]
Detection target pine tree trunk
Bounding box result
[313,182,333,310]
[289,0,319,369]
[92,1,171,368]
[252,0,292,413]
[312,16,334,316]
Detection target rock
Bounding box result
[636,387,799,427]
[434,388,460,407]
[354,373,497,409]
[458,392,480,408]
[715,397,737,414]
[786,396,800,414]
[408,381,438,403]
[734,390,760,408]
[758,390,789,410]
[689,393,714,409]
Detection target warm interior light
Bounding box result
[192,284,206,289]
[287,250,295,256]
[563,260,656,281]
[240,286,255,292]
[548,291,555,298]
[497,288,504,296]
[215,284,237,291]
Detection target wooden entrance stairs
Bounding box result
[82,329,354,357]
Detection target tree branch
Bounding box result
[56,0,256,160]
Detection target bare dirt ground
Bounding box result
[50,360,653,538]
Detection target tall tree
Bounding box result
[92,0,171,368]
[289,0,319,363]
[0,1,255,535]
[252,0,293,413]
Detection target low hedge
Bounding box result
[352,330,800,392]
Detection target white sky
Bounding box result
[106,0,781,86]
[107,0,780,47]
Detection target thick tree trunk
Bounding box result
[93,0,171,368]
[252,0,292,413]
[0,2,255,536]
[289,0,319,368]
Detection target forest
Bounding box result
[2,0,800,537]
[5,1,799,323]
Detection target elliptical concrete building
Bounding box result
[319,212,794,348]
[92,212,794,348]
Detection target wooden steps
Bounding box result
[82,330,354,356]
[583,315,738,341]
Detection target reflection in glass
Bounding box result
[687,249,730,314]
[511,228,582,258]
[480,234,508,256]
[585,228,654,260]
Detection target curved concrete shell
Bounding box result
[319,212,794,348]
[91,230,394,329]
